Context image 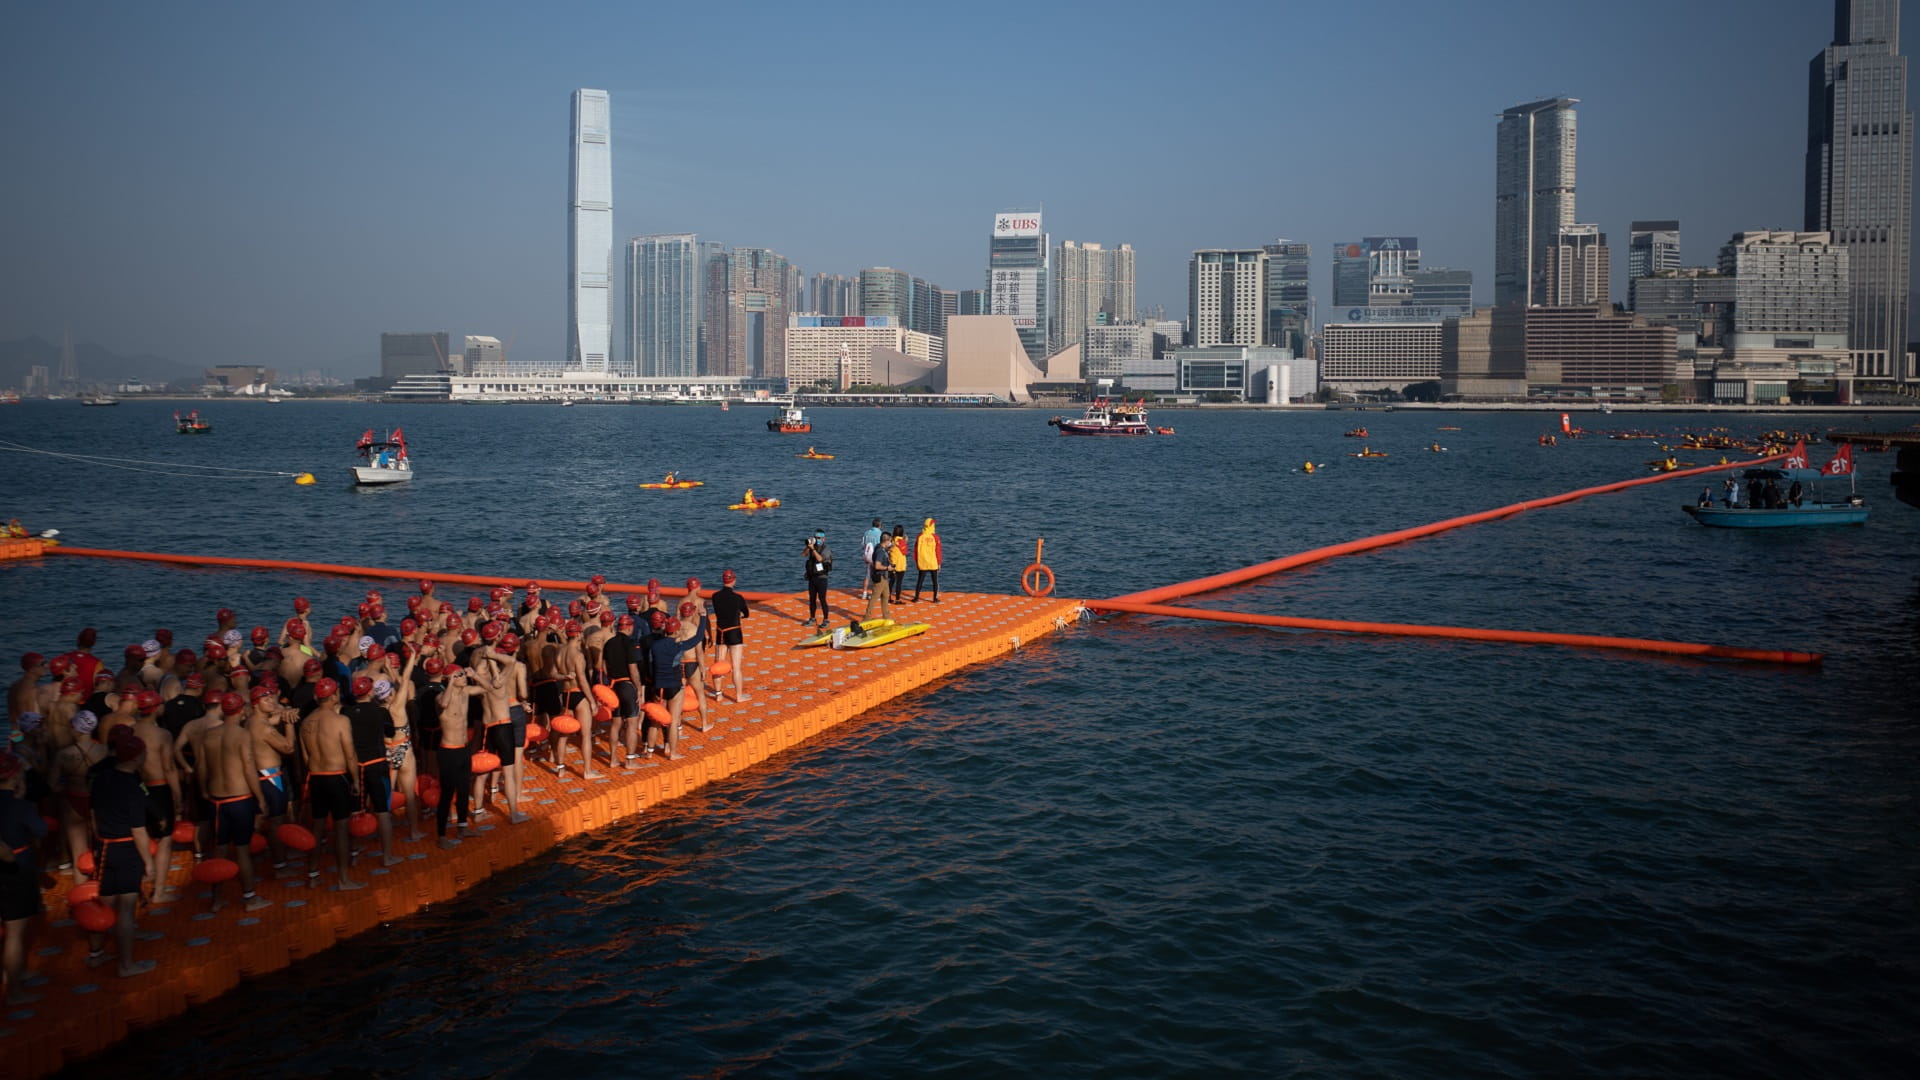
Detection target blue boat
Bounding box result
[1682,465,1867,528]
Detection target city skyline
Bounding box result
[0,1,1911,375]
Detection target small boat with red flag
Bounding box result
[352,428,413,485]
[174,409,212,435]
[1048,397,1169,436]
[1681,440,1866,527]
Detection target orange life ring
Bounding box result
[1021,563,1055,598]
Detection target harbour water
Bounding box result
[4,402,1919,1077]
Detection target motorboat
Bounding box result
[174,409,212,434]
[768,405,811,433]
[1682,444,1866,528]
[352,428,413,485]
[1048,397,1158,436]
[80,392,120,406]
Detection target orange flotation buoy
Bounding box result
[594,704,612,723]
[347,812,378,838]
[681,691,700,712]
[642,701,671,726]
[470,751,502,774]
[525,723,546,745]
[75,850,96,877]
[275,823,317,852]
[67,882,100,906]
[1021,537,1055,598]
[389,791,407,814]
[550,716,580,736]
[171,820,197,846]
[709,659,733,678]
[591,684,619,710]
[72,899,117,932]
[413,775,439,802]
[249,832,268,855]
[193,858,239,884]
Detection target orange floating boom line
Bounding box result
[1100,455,1784,608]
[1090,598,1823,665]
[42,547,789,603]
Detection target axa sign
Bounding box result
[993,213,1042,237]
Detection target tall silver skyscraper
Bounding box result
[1050,241,1137,353]
[1188,250,1267,347]
[1495,97,1578,307]
[1807,0,1914,380]
[1627,221,1682,310]
[568,89,613,372]
[626,234,702,378]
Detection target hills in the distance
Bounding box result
[0,336,198,390]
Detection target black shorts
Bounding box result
[361,762,393,814]
[532,680,564,717]
[486,722,519,767]
[564,689,585,712]
[681,660,699,683]
[213,795,258,846]
[99,841,145,897]
[259,771,290,818]
[309,774,356,824]
[144,785,177,837]
[613,680,639,718]
[508,703,528,749]
[0,862,44,920]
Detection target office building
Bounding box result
[1807,0,1914,380]
[1441,306,1529,398]
[1627,221,1682,308]
[783,315,942,391]
[1188,249,1268,347]
[1495,97,1579,306]
[1523,306,1680,399]
[626,234,703,378]
[1711,230,1854,402]
[1051,241,1137,353]
[1410,268,1473,309]
[380,332,450,380]
[808,273,858,317]
[1539,225,1610,306]
[708,248,796,379]
[1365,237,1421,307]
[958,289,987,316]
[1631,270,1736,378]
[1082,323,1156,382]
[1320,321,1445,394]
[568,89,613,372]
[1263,240,1313,356]
[987,210,1048,365]
[463,335,505,376]
[858,268,942,336]
[1332,241,1372,308]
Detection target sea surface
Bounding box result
[4,401,1919,1078]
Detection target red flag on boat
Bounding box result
[1559,413,1571,434]
[356,429,373,450]
[1784,439,1808,469]
[1822,442,1854,476]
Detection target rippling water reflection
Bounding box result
[7,403,1920,1077]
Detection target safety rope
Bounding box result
[0,437,307,479]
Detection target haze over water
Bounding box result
[5,402,1919,1077]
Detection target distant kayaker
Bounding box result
[663,472,676,485]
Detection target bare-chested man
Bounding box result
[10,653,46,731]
[244,685,296,868]
[297,679,364,890]
[193,692,271,912]
[171,689,222,861]
[469,636,530,823]
[434,666,479,848]
[127,691,183,903]
[342,677,402,868]
[378,649,426,843]
[552,621,600,779]
[54,709,105,880]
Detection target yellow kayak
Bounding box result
[837,621,930,649]
[638,480,705,489]
[795,452,835,460]
[796,617,893,647]
[728,497,781,510]
[1348,451,1390,458]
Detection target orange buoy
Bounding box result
[75,850,96,877]
[72,899,117,932]
[642,701,671,726]
[347,811,378,837]
[193,858,239,884]
[1021,563,1055,597]
[594,704,612,723]
[249,832,267,855]
[591,684,619,710]
[67,881,100,906]
[550,716,580,736]
[413,775,439,801]
[389,791,407,814]
[470,751,502,774]
[275,823,317,852]
[681,690,700,712]
[709,659,733,678]
[525,723,547,744]
[171,820,197,846]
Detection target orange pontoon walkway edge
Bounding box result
[1102,455,1784,607]
[1088,598,1823,665]
[0,590,1083,1079]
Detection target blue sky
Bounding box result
[0,0,1906,374]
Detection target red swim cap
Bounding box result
[663,617,682,635]
[363,643,386,662]
[286,621,306,640]
[399,618,418,636]
[678,601,695,618]
[293,596,310,612]
[468,597,483,612]
[314,677,339,700]
[685,577,701,592]
[303,659,323,676]
[616,614,634,628]
[420,579,435,594]
[459,629,478,647]
[221,692,244,715]
[496,633,520,654]
[77,628,97,648]
[624,594,641,610]
[184,672,207,689]
[250,626,269,645]
[590,573,606,586]
[479,621,503,643]
[216,608,235,623]
[61,676,85,696]
[406,595,423,611]
[124,643,146,659]
[357,602,372,620]
[567,600,584,617]
[154,629,173,647]
[135,690,162,713]
[564,620,582,637]
[351,676,373,699]
[204,641,228,661]
[250,685,276,701]
[721,569,737,584]
[423,656,445,676]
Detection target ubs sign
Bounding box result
[993,213,1042,238]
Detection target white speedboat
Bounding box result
[352,428,413,485]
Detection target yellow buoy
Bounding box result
[294,473,316,485]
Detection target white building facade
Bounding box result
[568,89,614,372]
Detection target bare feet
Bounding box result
[383,855,405,867]
[438,837,460,850]
[336,878,367,891]
[509,812,530,824]
[243,894,273,912]
[151,888,179,904]
[407,831,427,843]
[118,959,157,978]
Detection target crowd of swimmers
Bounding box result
[0,572,755,997]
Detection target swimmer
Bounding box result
[297,679,365,890]
[603,615,643,767]
[379,651,427,841]
[434,666,478,847]
[196,693,270,912]
[86,734,157,978]
[8,654,44,734]
[245,686,297,867]
[469,634,530,821]
[127,691,183,903]
[710,570,751,703]
[344,678,401,868]
[54,709,106,882]
[552,621,599,779]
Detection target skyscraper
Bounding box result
[1539,225,1610,306]
[1050,241,1137,353]
[1806,0,1914,380]
[626,234,703,378]
[1495,97,1578,307]
[568,89,613,372]
[1627,221,1682,310]
[809,273,859,316]
[1365,237,1421,307]
[988,210,1048,364]
[380,332,450,379]
[1331,241,1372,308]
[1263,240,1313,356]
[1188,250,1268,347]
[713,247,794,379]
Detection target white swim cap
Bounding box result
[71,709,99,734]
[142,639,163,657]
[372,679,394,701]
[358,635,375,653]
